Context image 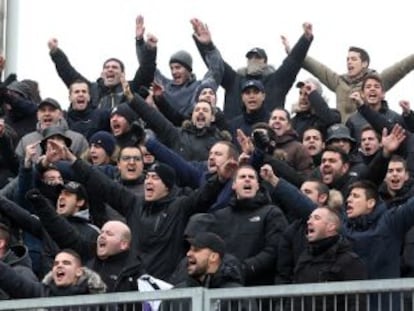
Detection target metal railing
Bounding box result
[1,278,414,310]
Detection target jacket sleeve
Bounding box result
[145,138,203,188]
[251,150,305,188]
[0,133,19,177]
[180,175,226,217]
[380,54,414,91]
[358,104,406,133]
[71,159,138,218]
[154,95,186,126]
[302,55,341,92]
[26,190,96,260]
[193,37,237,94]
[308,91,342,127]
[127,94,180,148]
[264,34,313,110]
[49,48,90,88]
[0,195,43,237]
[0,261,43,298]
[243,206,288,281]
[196,38,224,87]
[130,39,157,94]
[270,178,316,220]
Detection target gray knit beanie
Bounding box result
[169,50,193,72]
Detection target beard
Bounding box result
[246,62,267,76]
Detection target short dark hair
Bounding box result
[360,125,381,142]
[303,126,325,142]
[103,58,125,72]
[212,141,239,161]
[361,73,384,91]
[270,108,291,122]
[58,248,83,266]
[389,155,408,172]
[322,146,350,164]
[69,79,91,93]
[348,180,378,202]
[303,178,330,197]
[349,46,370,66]
[118,144,143,161]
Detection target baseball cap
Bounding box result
[241,79,265,93]
[296,77,323,95]
[61,181,88,202]
[38,97,62,110]
[187,232,225,257]
[246,47,268,62]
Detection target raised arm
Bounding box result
[48,38,90,88]
[380,54,414,91]
[122,78,181,148]
[25,189,96,260]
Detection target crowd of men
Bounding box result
[1,14,414,310]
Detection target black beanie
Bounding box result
[169,50,193,72]
[111,103,138,125]
[147,163,176,189]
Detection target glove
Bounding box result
[252,130,270,151]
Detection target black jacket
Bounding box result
[71,159,225,280]
[213,191,288,285]
[196,34,313,120]
[293,236,367,311]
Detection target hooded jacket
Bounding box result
[213,190,288,285]
[0,262,106,299]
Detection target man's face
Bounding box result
[302,129,324,156]
[191,102,214,129]
[320,151,348,185]
[97,222,128,259]
[37,105,61,129]
[307,208,334,242]
[101,60,123,87]
[360,130,380,156]
[241,88,265,113]
[298,87,311,111]
[52,252,82,287]
[361,78,384,110]
[69,82,90,111]
[186,246,213,279]
[90,144,110,165]
[170,63,191,85]
[232,167,259,199]
[207,143,230,173]
[117,147,143,181]
[145,172,169,201]
[268,109,290,137]
[327,138,352,154]
[198,88,217,107]
[301,181,325,206]
[385,161,409,192]
[42,169,63,186]
[110,114,130,136]
[56,190,83,216]
[346,187,374,218]
[346,51,367,78]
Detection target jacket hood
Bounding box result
[2,244,32,268]
[236,64,276,78]
[205,253,244,288]
[42,267,107,294]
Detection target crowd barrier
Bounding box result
[1,278,414,310]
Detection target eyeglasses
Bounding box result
[120,155,142,162]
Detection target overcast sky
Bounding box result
[6,0,414,115]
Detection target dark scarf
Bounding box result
[308,235,339,256]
